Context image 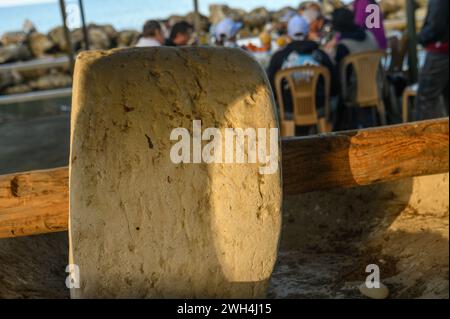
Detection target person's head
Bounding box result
[288,15,310,41]
[299,1,321,14]
[303,4,322,23]
[215,18,243,46]
[169,21,193,46]
[303,4,325,40]
[332,8,357,33]
[142,20,164,44]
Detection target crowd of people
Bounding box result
[134,0,449,134]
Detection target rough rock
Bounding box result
[95,24,118,41]
[29,71,72,90]
[272,7,296,23]
[28,32,55,57]
[71,29,86,51]
[380,0,405,18]
[169,12,210,32]
[244,7,271,31]
[48,27,68,52]
[2,84,32,95]
[0,70,23,91]
[117,30,140,48]
[209,4,245,25]
[359,282,390,299]
[1,31,27,46]
[380,0,428,19]
[47,26,85,52]
[0,44,32,64]
[89,24,118,47]
[322,0,345,15]
[69,48,282,298]
[87,27,111,50]
[18,68,50,81]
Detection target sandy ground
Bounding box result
[0,115,448,299]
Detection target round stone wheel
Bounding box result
[69,47,282,299]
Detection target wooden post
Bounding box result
[0,119,448,240]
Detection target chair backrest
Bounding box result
[275,65,331,126]
[340,50,385,107]
[388,34,409,72]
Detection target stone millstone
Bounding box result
[69,47,282,299]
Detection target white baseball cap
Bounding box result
[288,15,310,41]
[215,18,243,41]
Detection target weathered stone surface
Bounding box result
[87,28,111,50]
[169,12,210,32]
[29,71,72,90]
[209,4,245,25]
[271,7,296,22]
[2,83,32,95]
[359,282,390,299]
[17,68,49,81]
[69,47,282,299]
[28,32,55,57]
[117,30,140,48]
[380,0,428,19]
[47,26,84,52]
[48,27,67,52]
[0,44,32,64]
[96,24,118,41]
[244,7,271,31]
[0,70,23,90]
[1,31,27,46]
[322,0,345,15]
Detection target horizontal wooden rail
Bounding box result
[282,118,449,195]
[0,119,448,239]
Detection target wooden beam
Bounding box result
[0,168,69,239]
[283,118,449,195]
[0,119,448,239]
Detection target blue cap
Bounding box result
[288,15,310,40]
[215,18,243,41]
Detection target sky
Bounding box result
[0,0,57,7]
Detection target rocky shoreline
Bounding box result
[0,1,428,96]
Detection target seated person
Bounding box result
[301,2,326,42]
[267,15,338,135]
[165,21,193,46]
[332,8,381,129]
[333,8,380,65]
[214,18,243,48]
[135,20,165,47]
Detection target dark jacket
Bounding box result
[335,27,377,65]
[164,39,176,47]
[418,0,449,46]
[267,40,338,97]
